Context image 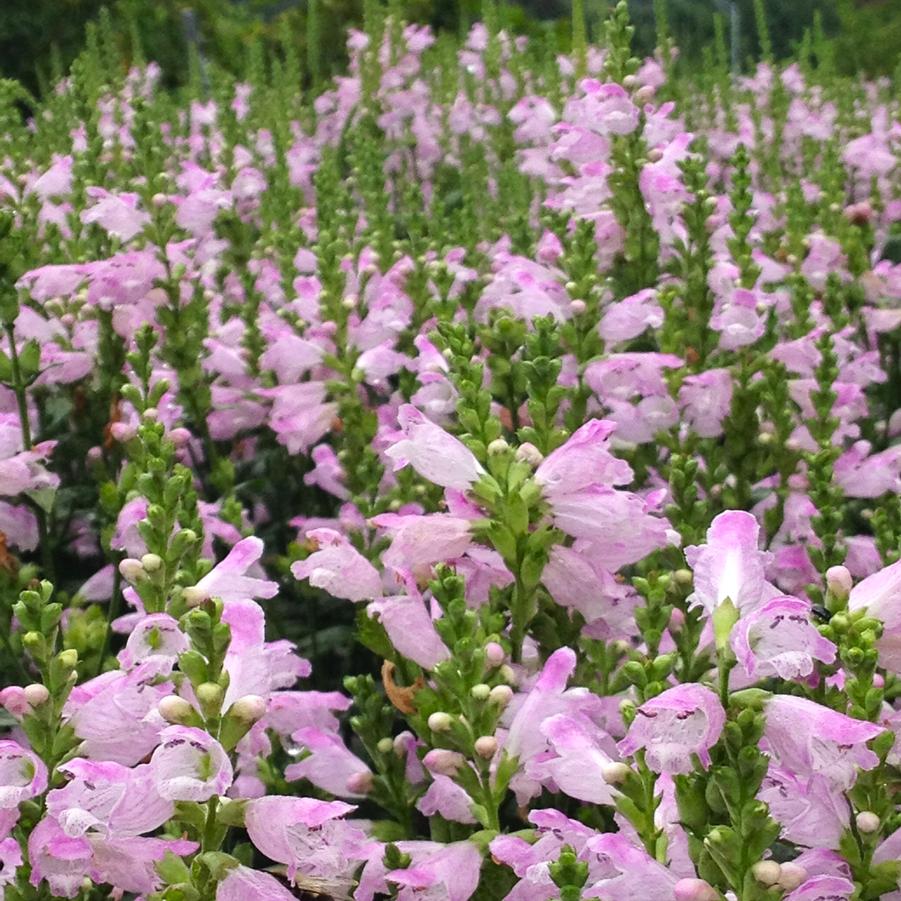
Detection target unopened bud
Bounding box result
[515,443,544,466]
[856,811,880,833]
[498,664,517,686]
[751,860,781,886]
[601,762,632,785]
[341,296,356,310]
[488,684,513,707]
[23,683,50,707]
[118,558,145,582]
[777,862,807,891]
[484,642,506,667]
[474,735,498,758]
[229,694,266,724]
[182,586,205,607]
[826,565,852,600]
[427,712,453,733]
[345,771,374,794]
[674,569,693,586]
[674,878,718,901]
[635,85,655,104]
[569,298,587,315]
[58,649,78,669]
[141,553,163,572]
[142,407,159,421]
[423,748,465,775]
[169,427,192,447]
[376,737,394,754]
[151,192,168,207]
[196,682,224,713]
[471,683,491,701]
[487,438,509,456]
[159,695,195,724]
[109,422,137,443]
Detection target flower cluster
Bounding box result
[0,3,898,900]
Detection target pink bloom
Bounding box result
[710,288,766,350]
[534,419,633,495]
[187,536,278,605]
[385,404,486,491]
[117,613,188,670]
[245,795,370,885]
[684,511,774,615]
[386,841,482,901]
[599,290,664,344]
[784,875,855,901]
[848,557,901,671]
[417,775,477,824]
[763,695,884,790]
[81,189,150,242]
[0,741,48,807]
[758,767,849,848]
[678,368,733,438]
[538,714,618,805]
[583,833,679,899]
[0,836,21,887]
[291,528,382,601]
[47,759,172,837]
[731,597,836,680]
[285,727,373,797]
[150,726,233,801]
[617,684,726,774]
[217,866,299,901]
[372,512,474,570]
[366,573,450,669]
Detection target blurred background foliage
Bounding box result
[1,0,900,97]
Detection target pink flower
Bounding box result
[678,368,733,438]
[537,714,618,805]
[583,833,679,899]
[763,695,884,790]
[284,727,373,797]
[684,511,774,615]
[186,536,278,605]
[117,613,188,671]
[150,726,233,801]
[599,289,664,344]
[0,741,48,808]
[385,404,486,491]
[534,419,633,494]
[0,837,21,887]
[758,767,849,848]
[47,759,173,837]
[731,597,836,680]
[217,866,299,901]
[783,875,855,901]
[372,512,474,570]
[848,557,901,671]
[291,528,382,601]
[81,189,150,242]
[386,841,483,901]
[617,684,726,774]
[366,572,450,669]
[245,795,370,885]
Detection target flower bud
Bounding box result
[182,586,205,607]
[777,862,807,891]
[515,443,544,466]
[488,684,513,708]
[856,811,880,833]
[474,735,497,758]
[151,192,168,207]
[345,771,374,794]
[569,299,587,315]
[341,296,356,310]
[376,737,394,754]
[674,878,718,901]
[470,683,490,701]
[229,694,266,724]
[423,749,465,776]
[110,422,137,443]
[751,860,781,886]
[159,695,195,724]
[427,712,453,733]
[601,762,632,785]
[169,427,192,447]
[58,649,78,669]
[141,553,163,572]
[23,683,50,707]
[118,557,145,582]
[196,682,224,716]
[826,565,852,600]
[142,407,159,421]
[487,438,509,456]
[498,664,517,686]
[484,642,506,667]
[674,568,693,586]
[635,85,656,104]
